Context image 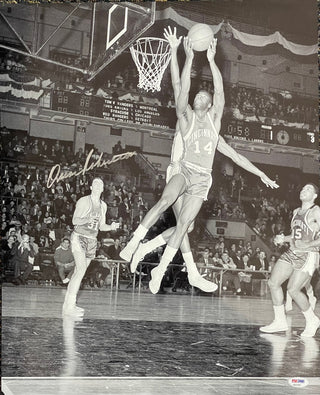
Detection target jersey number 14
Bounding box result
[194,141,213,155]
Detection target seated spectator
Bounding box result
[133,209,145,230]
[104,237,120,262]
[268,255,277,272]
[1,234,17,277]
[197,247,216,282]
[135,192,147,211]
[238,253,252,296]
[54,237,75,285]
[218,252,242,295]
[251,250,268,279]
[86,241,111,288]
[11,234,36,285]
[171,265,190,293]
[118,196,131,222]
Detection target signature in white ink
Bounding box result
[47,149,137,188]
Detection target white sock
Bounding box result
[142,234,166,255]
[286,291,292,304]
[273,305,286,322]
[158,245,178,270]
[134,224,148,239]
[303,306,317,322]
[125,225,148,252]
[306,286,314,298]
[182,252,198,277]
[64,292,76,308]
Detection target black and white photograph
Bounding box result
[0,1,319,394]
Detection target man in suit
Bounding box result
[11,233,36,285]
[118,197,131,222]
[252,250,268,279]
[197,247,215,282]
[132,209,145,231]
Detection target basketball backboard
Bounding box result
[0,2,155,81]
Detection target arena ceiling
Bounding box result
[0,1,316,81]
[160,0,316,44]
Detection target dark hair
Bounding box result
[306,183,319,196]
[62,237,70,243]
[198,89,212,104]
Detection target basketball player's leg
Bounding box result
[285,276,317,312]
[63,235,93,316]
[260,258,293,333]
[133,193,216,292]
[287,268,320,337]
[172,195,217,292]
[149,194,204,294]
[129,195,187,273]
[120,174,186,261]
[63,250,88,316]
[305,277,317,310]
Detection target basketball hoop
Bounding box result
[130,37,171,92]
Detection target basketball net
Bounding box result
[130,37,171,92]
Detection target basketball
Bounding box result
[187,23,214,51]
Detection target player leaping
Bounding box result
[121,27,217,293]
[121,34,278,294]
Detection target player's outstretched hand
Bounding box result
[260,174,279,189]
[274,234,285,246]
[207,38,217,62]
[164,26,182,50]
[183,37,194,59]
[110,222,120,231]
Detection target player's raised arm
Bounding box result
[217,135,279,189]
[207,38,225,126]
[164,26,182,102]
[176,37,194,126]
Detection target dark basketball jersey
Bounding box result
[291,206,318,251]
[182,112,218,170]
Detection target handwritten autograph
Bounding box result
[47,149,137,188]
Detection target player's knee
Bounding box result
[176,218,192,233]
[268,278,279,290]
[287,284,299,299]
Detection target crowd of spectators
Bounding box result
[1,125,311,290]
[0,127,155,287]
[226,84,318,129]
[1,49,317,132]
[1,48,317,293]
[193,237,277,296]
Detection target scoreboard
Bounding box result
[51,90,317,150]
[52,90,176,129]
[221,116,317,150]
[102,98,176,129]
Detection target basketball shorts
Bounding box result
[279,248,319,276]
[71,232,97,259]
[179,161,212,200]
[166,162,181,183]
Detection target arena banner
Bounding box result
[228,23,317,56]
[156,7,316,56]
